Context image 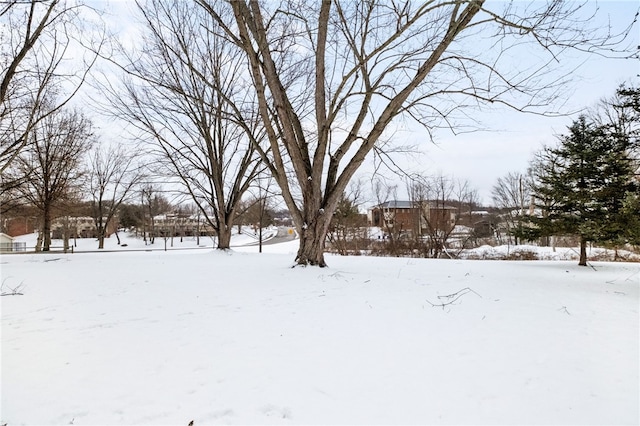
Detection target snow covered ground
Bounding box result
[4,226,284,253]
[1,233,638,425]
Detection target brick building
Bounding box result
[368,200,457,237]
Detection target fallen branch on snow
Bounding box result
[426,287,481,310]
[1,277,25,296]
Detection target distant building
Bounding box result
[150,213,216,237]
[0,233,26,252]
[367,200,457,237]
[51,216,118,239]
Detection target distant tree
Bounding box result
[14,107,92,251]
[238,197,275,230]
[103,0,263,250]
[140,184,172,245]
[409,174,466,258]
[454,180,480,227]
[491,172,532,245]
[118,203,144,231]
[523,115,638,266]
[371,179,404,254]
[592,85,639,152]
[327,182,367,256]
[88,144,144,249]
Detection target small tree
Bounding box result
[524,115,638,266]
[371,179,405,255]
[140,184,172,245]
[118,203,145,233]
[88,144,143,249]
[409,174,462,258]
[327,183,366,256]
[14,107,92,251]
[491,172,532,245]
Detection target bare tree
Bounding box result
[199,0,633,266]
[409,174,460,258]
[491,172,532,245]
[13,107,92,251]
[371,178,405,252]
[454,180,479,226]
[0,0,103,174]
[591,85,640,170]
[98,0,264,250]
[235,182,277,253]
[88,144,144,249]
[140,184,172,245]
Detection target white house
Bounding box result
[0,233,15,253]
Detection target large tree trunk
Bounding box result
[217,224,232,250]
[578,237,587,266]
[295,213,332,267]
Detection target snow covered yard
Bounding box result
[1,249,638,425]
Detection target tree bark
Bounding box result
[63,216,70,253]
[295,212,332,267]
[98,230,105,249]
[579,237,587,266]
[217,224,232,250]
[35,230,42,252]
[42,204,52,251]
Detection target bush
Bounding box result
[504,250,539,260]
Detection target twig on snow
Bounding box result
[426,287,481,310]
[1,277,25,296]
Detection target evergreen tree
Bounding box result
[619,193,640,247]
[616,86,640,119]
[525,115,638,266]
[599,86,640,250]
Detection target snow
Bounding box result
[1,233,639,425]
[6,226,284,253]
[461,244,640,262]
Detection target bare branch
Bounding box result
[426,287,482,310]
